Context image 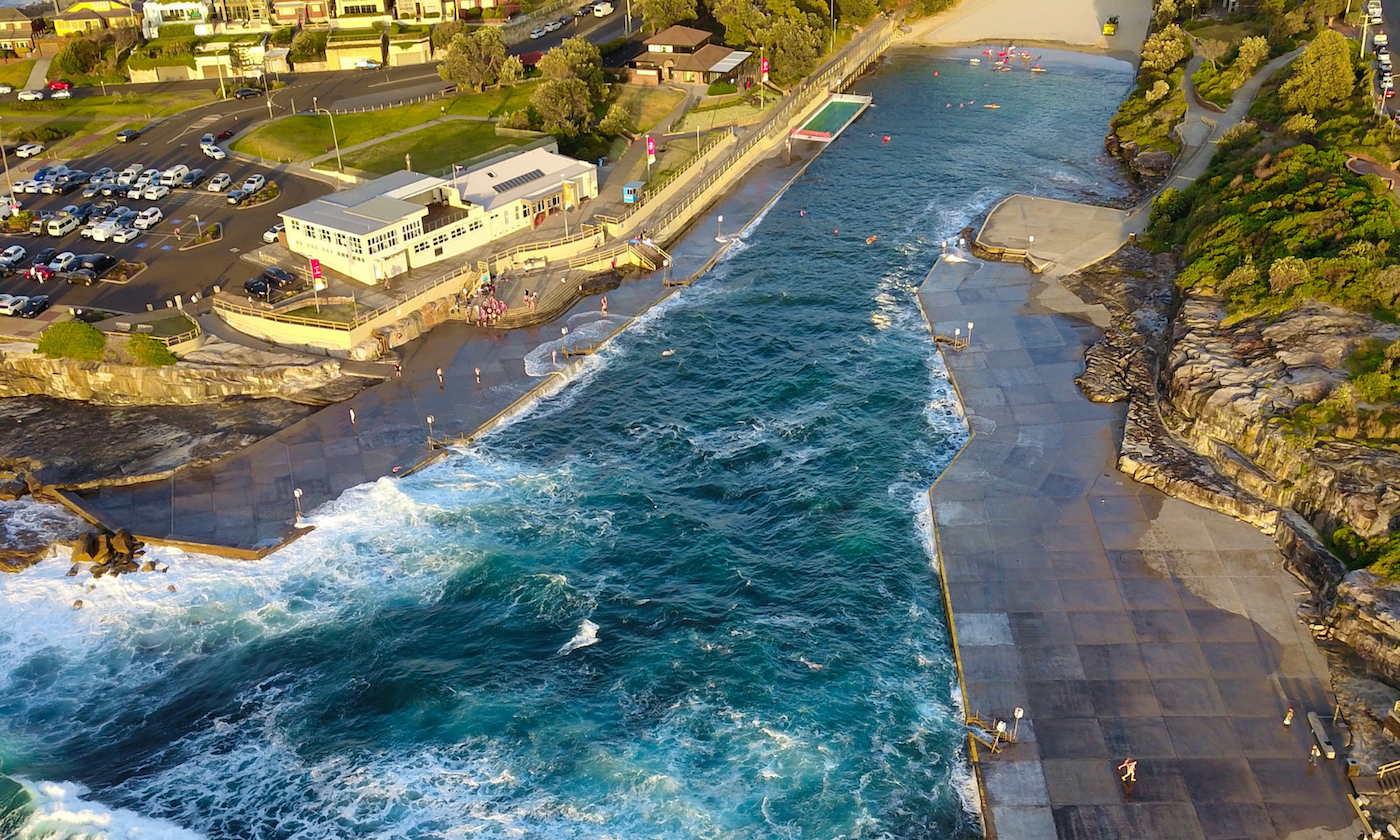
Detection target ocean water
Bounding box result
[0,51,1131,839]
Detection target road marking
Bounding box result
[160,244,173,250]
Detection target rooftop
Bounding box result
[644,24,711,49]
[282,170,448,235]
[0,8,32,22]
[450,147,595,213]
[638,43,749,73]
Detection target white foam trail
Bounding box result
[558,619,599,655]
[13,778,205,840]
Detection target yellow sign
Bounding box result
[562,181,576,209]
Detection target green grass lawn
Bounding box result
[0,89,213,119]
[282,302,366,323]
[233,83,540,162]
[608,85,685,132]
[0,60,33,89]
[1184,20,1270,45]
[327,121,531,176]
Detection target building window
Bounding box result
[413,240,431,253]
[366,229,398,254]
[350,237,363,254]
[320,227,332,242]
[341,2,377,12]
[402,219,422,240]
[334,232,347,247]
[467,220,482,232]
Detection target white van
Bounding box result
[593,2,613,15]
[1378,32,1390,48]
[47,214,79,236]
[160,164,189,187]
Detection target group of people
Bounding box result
[468,295,508,326]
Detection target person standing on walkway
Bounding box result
[1310,744,1321,767]
[436,367,444,391]
[1284,707,1294,727]
[601,295,607,316]
[474,367,481,385]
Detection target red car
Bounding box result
[28,264,53,282]
[46,80,71,91]
[216,129,235,140]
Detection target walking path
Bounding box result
[22,56,49,92]
[67,152,806,555]
[920,253,1357,840]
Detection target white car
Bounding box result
[142,184,171,200]
[0,84,12,94]
[16,90,43,101]
[263,223,284,243]
[0,245,25,265]
[530,27,546,38]
[1378,32,1390,47]
[116,164,144,185]
[88,221,118,242]
[50,89,71,100]
[133,207,163,229]
[207,173,232,192]
[47,252,77,272]
[111,226,141,243]
[134,168,161,188]
[202,144,227,160]
[15,143,43,158]
[241,174,266,193]
[0,294,25,316]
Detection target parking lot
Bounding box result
[0,125,331,316]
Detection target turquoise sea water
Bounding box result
[0,51,1131,839]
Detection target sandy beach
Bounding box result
[907,0,1152,61]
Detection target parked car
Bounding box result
[207,173,233,192]
[0,84,12,94]
[27,264,53,283]
[88,221,119,242]
[233,88,261,99]
[143,184,171,200]
[47,215,79,236]
[111,226,141,244]
[47,252,78,272]
[16,90,44,102]
[46,80,71,91]
[242,174,266,193]
[133,207,163,229]
[27,214,51,235]
[82,183,105,199]
[217,129,235,140]
[0,245,25,265]
[51,89,72,100]
[544,18,563,31]
[116,164,144,184]
[134,168,161,188]
[530,27,546,38]
[67,268,97,286]
[226,188,247,205]
[30,248,56,268]
[15,180,37,194]
[19,295,49,317]
[201,132,215,147]
[91,167,114,181]
[263,266,296,289]
[99,183,122,197]
[180,168,206,189]
[593,2,614,16]
[352,58,381,70]
[80,253,117,276]
[263,223,285,244]
[0,295,26,316]
[243,276,270,298]
[15,143,43,157]
[115,128,140,143]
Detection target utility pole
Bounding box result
[0,117,12,202]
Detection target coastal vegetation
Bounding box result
[37,322,106,362]
[1108,24,1193,160]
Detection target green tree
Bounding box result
[637,0,697,34]
[438,28,508,91]
[760,0,824,84]
[1280,29,1354,114]
[836,0,876,24]
[1153,0,1178,27]
[499,53,524,87]
[1196,37,1227,70]
[1233,35,1269,82]
[1140,24,1189,72]
[599,102,630,135]
[1269,256,1310,293]
[538,36,605,103]
[53,37,101,76]
[37,321,105,361]
[710,0,768,46]
[530,77,593,136]
[431,18,463,49]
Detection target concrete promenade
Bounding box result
[920,254,1358,838]
[67,152,807,555]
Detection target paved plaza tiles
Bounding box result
[919,255,1359,839]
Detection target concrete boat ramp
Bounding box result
[917,201,1358,838]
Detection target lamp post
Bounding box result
[191,213,201,241]
[967,321,975,346]
[1012,707,1024,742]
[716,214,723,241]
[0,117,13,203]
[312,96,343,173]
[293,487,303,524]
[561,177,570,237]
[426,414,435,448]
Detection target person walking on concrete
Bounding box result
[1117,757,1136,784]
[1310,744,1321,767]
[436,367,444,391]
[474,367,481,385]
[1284,707,1294,727]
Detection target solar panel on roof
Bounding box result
[492,169,546,194]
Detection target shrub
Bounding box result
[4,211,33,233]
[52,38,101,76]
[126,333,177,366]
[597,36,629,58]
[159,23,196,37]
[706,80,737,96]
[37,321,106,361]
[270,26,295,46]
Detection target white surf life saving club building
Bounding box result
[280,147,599,285]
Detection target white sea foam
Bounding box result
[11,778,205,840]
[558,618,599,655]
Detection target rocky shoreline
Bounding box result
[1069,243,1400,808]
